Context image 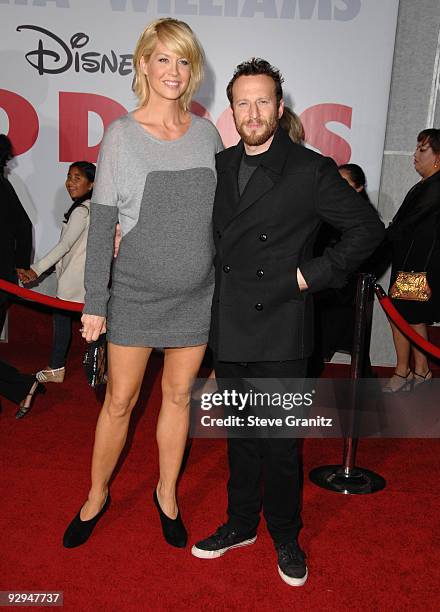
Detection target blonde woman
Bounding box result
[63,18,222,549]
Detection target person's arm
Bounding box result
[82,122,120,317]
[30,206,89,277]
[299,157,385,293]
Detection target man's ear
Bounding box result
[278,99,284,119]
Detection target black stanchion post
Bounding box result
[309,273,386,494]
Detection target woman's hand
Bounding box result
[80,313,106,342]
[19,269,38,283]
[16,268,28,282]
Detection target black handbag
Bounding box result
[83,333,107,387]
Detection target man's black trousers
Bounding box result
[213,356,307,545]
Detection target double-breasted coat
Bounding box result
[209,127,385,362]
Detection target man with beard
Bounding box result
[191,59,384,585]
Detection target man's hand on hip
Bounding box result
[297,268,308,292]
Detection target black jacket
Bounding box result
[209,127,385,362]
[386,169,440,322]
[0,174,33,282]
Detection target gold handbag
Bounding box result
[389,239,434,301]
[389,271,431,301]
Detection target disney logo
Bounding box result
[17,25,133,76]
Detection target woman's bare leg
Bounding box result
[383,322,413,391]
[156,344,206,518]
[390,321,411,375]
[81,343,153,520]
[411,323,431,376]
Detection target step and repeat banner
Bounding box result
[1,1,399,278]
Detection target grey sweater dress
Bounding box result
[83,112,223,347]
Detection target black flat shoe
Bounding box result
[63,494,110,548]
[15,380,46,419]
[153,490,187,548]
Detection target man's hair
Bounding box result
[226,58,284,106]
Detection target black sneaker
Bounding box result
[191,524,257,559]
[276,542,308,586]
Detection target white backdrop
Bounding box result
[1,0,399,358]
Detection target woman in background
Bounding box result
[384,129,440,392]
[279,106,304,145]
[21,161,96,383]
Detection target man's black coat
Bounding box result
[209,127,385,362]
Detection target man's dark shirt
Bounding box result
[238,150,271,196]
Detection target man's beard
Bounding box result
[235,115,278,147]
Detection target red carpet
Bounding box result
[1,303,440,611]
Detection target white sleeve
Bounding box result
[31,206,89,276]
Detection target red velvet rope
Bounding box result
[0,279,83,312]
[1,277,439,357]
[375,284,440,359]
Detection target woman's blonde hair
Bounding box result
[279,106,305,144]
[132,18,204,111]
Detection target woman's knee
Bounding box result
[161,381,191,408]
[104,389,138,419]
